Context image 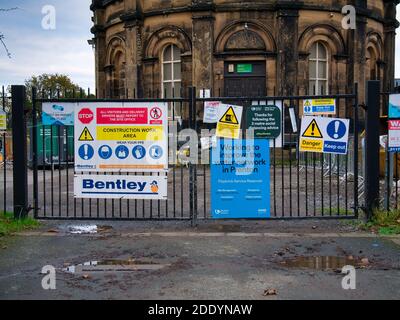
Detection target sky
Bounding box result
[0,1,400,91]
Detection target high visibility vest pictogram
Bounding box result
[219,106,239,125]
[79,127,94,141]
[302,119,323,138]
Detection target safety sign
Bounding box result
[299,116,350,155]
[78,127,94,141]
[211,139,270,219]
[216,104,243,139]
[388,120,400,152]
[303,99,336,115]
[389,94,400,118]
[42,103,76,126]
[74,102,168,172]
[0,110,7,131]
[74,174,168,200]
[246,105,281,139]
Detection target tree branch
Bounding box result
[0,7,18,58]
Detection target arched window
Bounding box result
[162,44,181,98]
[309,42,328,95]
[366,47,378,80]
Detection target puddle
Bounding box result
[279,256,367,271]
[63,259,170,274]
[55,225,113,235]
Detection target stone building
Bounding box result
[90,0,398,111]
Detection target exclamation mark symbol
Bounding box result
[84,129,88,141]
[333,121,340,139]
[311,122,315,136]
[83,144,89,160]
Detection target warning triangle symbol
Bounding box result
[302,119,323,138]
[219,106,239,124]
[78,127,94,141]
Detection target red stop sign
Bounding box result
[78,108,94,124]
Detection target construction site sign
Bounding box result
[303,99,336,115]
[216,104,243,139]
[299,116,350,155]
[74,102,168,172]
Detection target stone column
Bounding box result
[383,1,399,95]
[122,1,144,98]
[276,7,299,95]
[191,0,214,94]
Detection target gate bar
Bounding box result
[32,88,39,217]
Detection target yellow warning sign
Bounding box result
[219,107,239,124]
[78,127,94,141]
[216,105,243,139]
[97,126,164,141]
[302,119,323,139]
[300,139,324,152]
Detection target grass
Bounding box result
[360,209,400,235]
[0,212,40,237]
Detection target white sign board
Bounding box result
[74,174,167,200]
[74,102,168,172]
[299,116,350,155]
[203,101,221,124]
[388,120,400,152]
[42,102,75,126]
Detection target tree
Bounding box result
[25,73,93,101]
[0,7,18,58]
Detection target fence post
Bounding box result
[364,80,380,220]
[188,86,197,226]
[11,85,28,219]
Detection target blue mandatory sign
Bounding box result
[98,145,112,159]
[78,144,94,160]
[327,120,347,140]
[149,145,163,160]
[115,145,129,160]
[132,145,146,160]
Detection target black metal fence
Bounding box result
[3,84,365,221]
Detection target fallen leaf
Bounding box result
[47,229,59,233]
[347,255,354,260]
[263,288,277,296]
[361,258,369,265]
[82,274,91,279]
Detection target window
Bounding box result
[162,44,181,118]
[309,42,328,95]
[367,47,378,80]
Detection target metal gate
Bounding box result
[4,85,361,221]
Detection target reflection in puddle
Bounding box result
[280,256,365,270]
[63,259,170,274]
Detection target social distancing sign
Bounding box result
[299,116,350,155]
[216,105,243,139]
[74,102,168,173]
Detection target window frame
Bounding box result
[161,44,182,98]
[309,42,329,95]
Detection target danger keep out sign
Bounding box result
[299,116,350,155]
[74,102,168,173]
